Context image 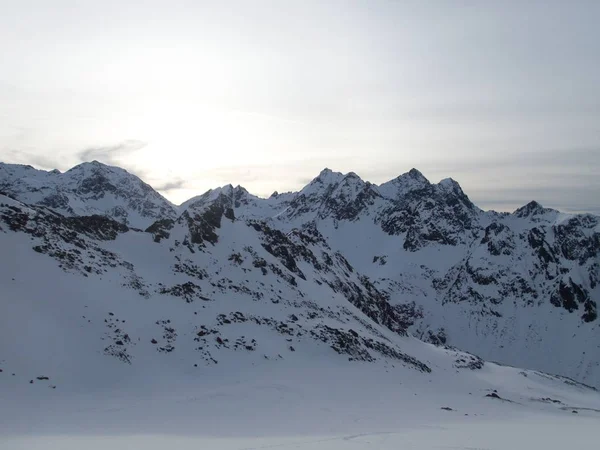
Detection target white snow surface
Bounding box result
[1,244,599,448]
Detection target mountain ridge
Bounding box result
[1,159,599,389]
[3,159,578,216]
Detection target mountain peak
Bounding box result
[315,167,345,182]
[436,177,476,211]
[438,177,460,191]
[181,184,253,213]
[66,160,123,177]
[394,168,430,185]
[0,160,177,228]
[300,169,346,195]
[378,168,430,199]
[73,160,108,169]
[407,168,428,181]
[513,200,556,218]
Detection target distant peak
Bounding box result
[436,177,476,209]
[513,200,555,217]
[214,184,235,198]
[311,168,345,185]
[407,168,427,180]
[67,160,113,173]
[395,169,429,185]
[213,183,251,196]
[388,168,430,185]
[438,177,460,189]
[83,160,108,168]
[376,168,430,199]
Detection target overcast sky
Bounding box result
[1,0,599,213]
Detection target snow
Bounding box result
[2,210,600,449]
[0,161,177,228]
[1,359,599,449]
[1,162,600,449]
[1,162,599,390]
[4,417,598,450]
[298,168,348,197]
[377,168,430,199]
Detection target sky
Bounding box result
[0,0,599,213]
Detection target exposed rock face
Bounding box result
[377,171,479,251]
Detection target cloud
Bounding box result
[1,139,149,177]
[351,147,600,183]
[74,139,160,184]
[153,179,187,192]
[472,184,600,215]
[2,149,66,171]
[76,139,148,166]
[339,147,599,214]
[187,160,341,189]
[426,148,600,175]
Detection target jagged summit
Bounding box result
[181,184,251,210]
[377,168,430,199]
[1,160,592,233]
[304,169,369,192]
[400,168,429,183]
[0,162,571,219]
[302,168,347,193]
[513,200,557,218]
[406,167,429,181]
[437,177,476,210]
[438,177,459,189]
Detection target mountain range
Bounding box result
[1,159,599,394]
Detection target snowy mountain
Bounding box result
[1,162,599,393]
[264,168,600,387]
[2,161,600,448]
[0,161,178,229]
